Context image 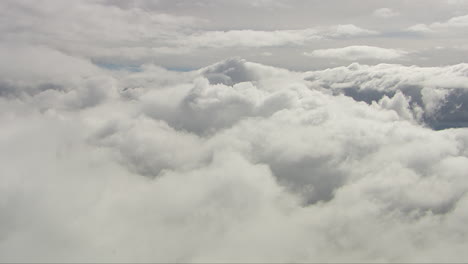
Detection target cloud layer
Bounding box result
[1,47,468,261]
[2,0,468,70]
[2,0,468,262]
[305,45,408,61]
[0,0,379,64]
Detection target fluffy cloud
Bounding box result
[2,47,468,262]
[3,1,468,261]
[305,62,468,128]
[407,14,468,34]
[304,45,408,61]
[0,44,116,110]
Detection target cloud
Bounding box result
[2,49,468,262]
[406,24,435,34]
[183,28,321,49]
[2,1,468,261]
[305,62,468,129]
[407,14,468,34]
[324,24,379,38]
[2,0,467,70]
[0,0,379,65]
[188,25,377,49]
[0,0,204,61]
[304,45,408,61]
[114,24,377,54]
[373,8,400,18]
[0,44,116,110]
[147,24,377,53]
[432,14,468,28]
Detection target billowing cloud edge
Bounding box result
[1,49,468,262]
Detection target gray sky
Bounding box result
[2,0,468,70]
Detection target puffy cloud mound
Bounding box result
[305,62,468,129]
[2,53,468,262]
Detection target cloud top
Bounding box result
[2,0,468,262]
[2,52,468,262]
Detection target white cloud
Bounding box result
[0,44,116,110]
[305,62,468,91]
[116,24,377,54]
[373,8,400,18]
[406,23,434,33]
[184,28,321,49]
[0,0,379,64]
[324,24,379,38]
[1,0,467,69]
[304,61,468,128]
[304,45,408,61]
[2,52,468,261]
[432,14,468,28]
[407,14,468,34]
[3,1,468,262]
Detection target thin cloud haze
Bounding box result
[304,45,408,60]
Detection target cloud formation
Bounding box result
[0,0,378,64]
[2,1,468,262]
[2,0,468,70]
[305,45,408,61]
[407,14,468,34]
[373,8,400,18]
[182,24,378,50]
[2,49,468,262]
[305,62,468,128]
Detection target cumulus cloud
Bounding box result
[305,62,468,129]
[2,48,468,262]
[2,1,468,262]
[407,14,468,35]
[0,44,116,110]
[373,8,400,18]
[304,45,408,61]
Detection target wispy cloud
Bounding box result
[373,8,400,18]
[305,45,408,60]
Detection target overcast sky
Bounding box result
[2,0,468,70]
[2,0,468,262]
